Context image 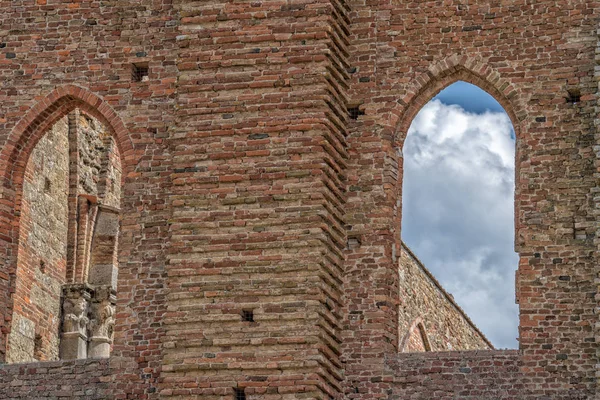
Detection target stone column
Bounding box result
[66,111,79,283]
[60,284,91,360]
[88,286,116,358]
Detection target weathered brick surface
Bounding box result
[0,0,597,399]
[161,0,350,398]
[386,350,524,399]
[0,359,111,399]
[7,119,69,364]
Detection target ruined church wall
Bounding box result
[398,245,492,352]
[7,118,70,363]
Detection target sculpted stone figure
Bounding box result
[62,296,89,335]
[60,285,91,359]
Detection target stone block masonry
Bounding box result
[0,0,597,399]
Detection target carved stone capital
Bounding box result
[61,284,92,337]
[89,287,116,341]
[88,285,116,358]
[60,284,93,360]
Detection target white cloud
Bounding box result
[402,99,519,349]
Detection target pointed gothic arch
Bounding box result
[392,55,525,148]
[0,85,138,362]
[0,85,135,186]
[384,56,526,272]
[395,58,522,352]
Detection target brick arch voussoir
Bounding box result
[1,85,135,189]
[392,55,525,148]
[0,85,137,360]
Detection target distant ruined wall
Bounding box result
[76,112,121,206]
[77,113,104,197]
[7,118,70,363]
[398,244,492,352]
[98,136,122,210]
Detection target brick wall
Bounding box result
[0,0,597,399]
[0,359,111,399]
[386,350,523,399]
[161,0,350,398]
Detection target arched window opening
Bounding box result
[6,110,122,363]
[399,81,518,351]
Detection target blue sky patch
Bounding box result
[434,81,505,114]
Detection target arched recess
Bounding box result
[399,317,432,353]
[0,85,138,362]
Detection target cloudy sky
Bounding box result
[401,81,519,349]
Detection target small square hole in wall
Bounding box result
[33,333,42,360]
[39,259,46,273]
[241,309,254,322]
[348,105,365,120]
[566,89,581,104]
[132,63,149,82]
[234,388,246,400]
[44,177,51,193]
